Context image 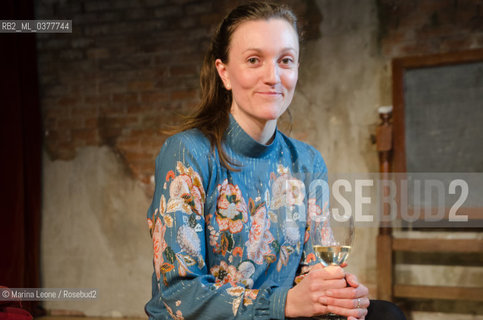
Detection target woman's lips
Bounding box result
[256,91,282,96]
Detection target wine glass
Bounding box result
[309,208,354,320]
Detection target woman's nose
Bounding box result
[263,61,280,85]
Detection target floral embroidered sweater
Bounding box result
[146,115,329,320]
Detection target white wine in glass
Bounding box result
[313,245,351,267]
[310,209,354,320]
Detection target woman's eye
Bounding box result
[247,57,259,64]
[281,57,294,65]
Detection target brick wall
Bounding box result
[35,0,319,195]
[36,0,230,188]
[378,0,483,57]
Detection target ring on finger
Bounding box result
[356,298,361,309]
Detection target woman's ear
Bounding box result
[215,59,231,90]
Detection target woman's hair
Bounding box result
[177,1,299,170]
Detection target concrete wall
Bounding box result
[37,0,483,318]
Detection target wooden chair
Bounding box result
[375,49,483,307]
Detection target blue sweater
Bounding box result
[146,115,329,319]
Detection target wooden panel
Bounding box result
[392,238,483,253]
[394,284,483,301]
[397,208,483,229]
[377,234,393,301]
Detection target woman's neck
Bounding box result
[230,112,276,145]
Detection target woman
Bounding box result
[146,2,405,319]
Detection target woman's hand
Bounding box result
[323,272,370,320]
[285,265,347,318]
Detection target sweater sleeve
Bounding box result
[145,133,287,320]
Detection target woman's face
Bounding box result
[216,18,299,128]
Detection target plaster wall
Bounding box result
[41,146,152,316]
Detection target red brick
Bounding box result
[43,104,70,117]
[116,137,141,150]
[140,137,167,149]
[139,114,164,128]
[87,48,110,60]
[140,92,169,104]
[199,12,221,26]
[72,128,99,143]
[99,105,126,115]
[128,81,155,91]
[84,117,98,127]
[71,105,98,116]
[59,49,83,61]
[170,65,198,76]
[128,128,158,140]
[44,117,57,129]
[153,5,182,18]
[185,2,213,15]
[99,127,122,142]
[46,143,76,160]
[127,104,156,114]
[57,96,79,107]
[112,93,139,104]
[122,150,156,162]
[103,115,140,127]
[171,89,197,100]
[85,95,108,105]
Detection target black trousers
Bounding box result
[366,300,406,320]
[293,300,406,320]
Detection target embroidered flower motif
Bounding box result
[163,301,184,320]
[176,252,198,276]
[308,198,322,217]
[219,232,234,256]
[305,253,316,264]
[166,162,205,216]
[232,295,242,316]
[216,180,248,234]
[158,194,173,227]
[177,225,201,257]
[232,247,243,257]
[153,217,167,282]
[245,205,274,265]
[177,225,205,270]
[160,194,166,213]
[208,225,219,248]
[270,167,305,209]
[243,289,259,306]
[238,261,255,288]
[283,221,300,246]
[210,260,241,287]
[277,164,289,175]
[276,245,294,272]
[147,217,154,236]
[264,189,271,208]
[227,286,245,297]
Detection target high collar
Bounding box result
[224,114,278,158]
